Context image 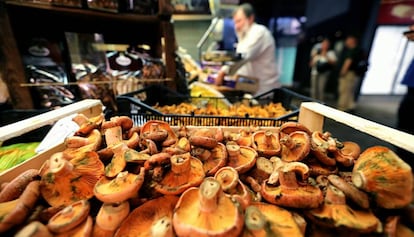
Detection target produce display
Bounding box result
[0,114,413,236]
[0,142,40,173]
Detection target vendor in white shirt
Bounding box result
[216,3,280,96]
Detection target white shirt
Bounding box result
[235,23,280,96]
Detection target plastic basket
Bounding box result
[116,85,317,127]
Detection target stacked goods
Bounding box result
[0,115,413,236]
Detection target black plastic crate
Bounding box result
[116,85,317,127]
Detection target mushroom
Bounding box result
[0,168,39,202]
[155,152,205,195]
[0,180,40,233]
[95,201,130,235]
[280,121,311,135]
[102,115,134,132]
[114,195,179,237]
[252,130,281,157]
[261,162,324,209]
[327,174,370,209]
[188,128,219,149]
[235,127,255,147]
[332,141,361,167]
[351,146,413,209]
[163,137,191,155]
[62,129,103,160]
[172,177,244,237]
[72,113,104,137]
[226,141,257,174]
[54,215,93,237]
[280,131,311,162]
[214,166,252,209]
[39,151,104,207]
[245,156,273,184]
[194,142,227,176]
[14,221,53,237]
[94,168,145,203]
[305,184,381,233]
[309,131,337,167]
[104,142,128,178]
[140,120,177,147]
[47,199,90,234]
[242,203,304,237]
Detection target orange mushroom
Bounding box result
[280,130,311,162]
[305,184,381,233]
[280,121,311,135]
[62,129,103,160]
[193,142,227,176]
[72,112,104,137]
[173,177,244,237]
[114,195,179,237]
[95,201,130,235]
[39,151,104,207]
[327,174,369,209]
[154,152,205,195]
[54,215,93,237]
[104,142,128,178]
[94,168,145,203]
[140,120,177,147]
[242,202,304,237]
[261,162,323,209]
[214,166,252,209]
[226,141,257,174]
[332,141,361,167]
[352,146,413,209]
[252,130,281,157]
[47,199,90,234]
[309,131,337,167]
[0,180,40,233]
[188,128,219,149]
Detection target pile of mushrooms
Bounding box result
[0,115,413,237]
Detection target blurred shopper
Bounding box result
[309,38,337,101]
[396,24,414,167]
[336,35,363,112]
[216,3,280,96]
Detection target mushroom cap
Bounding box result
[280,121,311,135]
[306,185,381,233]
[280,131,311,162]
[54,215,93,237]
[352,146,413,209]
[140,120,177,147]
[104,142,129,178]
[243,202,304,237]
[96,201,130,231]
[202,142,228,176]
[261,162,323,209]
[251,130,281,157]
[40,151,104,207]
[226,142,257,174]
[155,153,205,195]
[173,178,244,237]
[47,199,90,233]
[94,169,145,203]
[114,195,179,237]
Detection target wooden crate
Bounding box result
[0,99,103,183]
[1,101,413,184]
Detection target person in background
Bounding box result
[336,34,362,112]
[309,38,337,101]
[216,3,280,96]
[396,24,414,167]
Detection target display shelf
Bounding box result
[0,0,178,109]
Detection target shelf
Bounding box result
[172,14,212,21]
[5,1,162,23]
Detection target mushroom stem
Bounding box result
[171,153,191,174]
[198,178,222,212]
[244,205,271,234]
[351,171,365,189]
[280,135,294,149]
[49,153,73,175]
[227,142,241,158]
[279,170,299,189]
[151,216,174,237]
